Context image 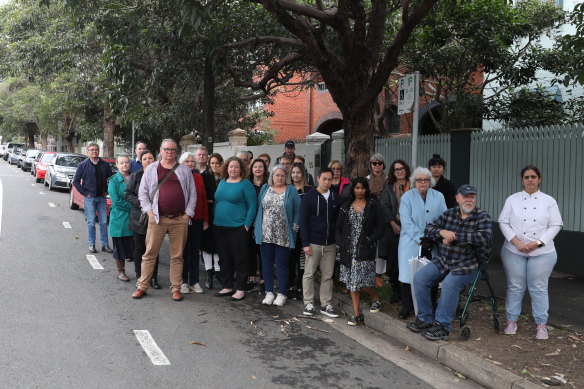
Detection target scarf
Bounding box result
[369,172,387,196]
[393,181,410,221]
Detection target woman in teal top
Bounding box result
[108,155,134,282]
[213,156,258,301]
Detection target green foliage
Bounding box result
[557,2,584,85]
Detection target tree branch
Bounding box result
[224,35,303,49]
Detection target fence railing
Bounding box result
[469,123,584,232]
[375,133,451,176]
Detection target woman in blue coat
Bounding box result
[254,164,301,307]
[108,155,134,282]
[398,167,446,319]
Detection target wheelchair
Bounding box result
[419,237,501,341]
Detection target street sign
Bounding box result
[398,74,416,115]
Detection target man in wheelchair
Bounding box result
[407,185,492,341]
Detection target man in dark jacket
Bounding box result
[72,142,114,253]
[300,167,341,318]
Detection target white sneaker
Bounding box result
[190,283,204,294]
[262,292,276,305]
[180,283,193,294]
[274,293,287,307]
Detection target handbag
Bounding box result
[139,163,180,227]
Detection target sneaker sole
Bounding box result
[347,321,358,326]
[303,311,314,316]
[320,311,340,318]
[423,333,449,341]
[370,309,380,313]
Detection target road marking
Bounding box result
[86,255,104,269]
[31,183,36,186]
[0,178,3,238]
[39,191,45,195]
[48,202,56,207]
[62,222,72,228]
[133,330,171,366]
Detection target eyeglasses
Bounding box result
[331,167,342,171]
[415,178,430,183]
[523,175,538,179]
[394,167,405,171]
[162,148,177,153]
[371,161,383,166]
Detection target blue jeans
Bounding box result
[260,243,291,294]
[84,196,108,247]
[183,220,203,285]
[413,262,477,331]
[500,246,557,324]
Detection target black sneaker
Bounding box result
[294,289,303,301]
[348,315,362,326]
[370,300,381,313]
[257,283,265,295]
[423,322,450,341]
[245,282,257,292]
[320,305,340,318]
[406,319,434,333]
[102,245,114,253]
[303,303,315,316]
[88,245,97,254]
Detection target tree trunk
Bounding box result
[103,106,116,157]
[202,54,216,153]
[342,107,375,178]
[64,115,75,152]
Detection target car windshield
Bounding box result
[26,150,39,157]
[41,153,55,163]
[56,155,85,167]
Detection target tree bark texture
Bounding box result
[342,108,375,178]
[202,54,216,153]
[64,114,75,152]
[103,106,115,157]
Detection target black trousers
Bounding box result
[386,234,400,285]
[288,236,305,290]
[133,233,159,280]
[215,226,249,291]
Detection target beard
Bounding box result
[461,203,475,214]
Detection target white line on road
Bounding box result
[86,255,104,270]
[62,222,72,228]
[48,202,56,207]
[133,330,171,366]
[0,178,3,238]
[31,183,35,186]
[39,191,45,195]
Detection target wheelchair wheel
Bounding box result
[493,315,500,332]
[460,326,471,341]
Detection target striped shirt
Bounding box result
[424,207,492,275]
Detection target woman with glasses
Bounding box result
[328,160,351,203]
[367,153,389,287]
[379,160,411,304]
[397,167,446,319]
[201,153,223,289]
[499,165,562,340]
[108,155,134,281]
[247,158,269,292]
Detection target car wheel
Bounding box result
[69,190,80,210]
[35,176,41,183]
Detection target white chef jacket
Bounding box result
[498,190,563,256]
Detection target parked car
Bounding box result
[3,142,25,161]
[8,148,25,165]
[30,151,45,176]
[34,151,57,183]
[44,153,86,191]
[69,157,117,217]
[21,149,42,172]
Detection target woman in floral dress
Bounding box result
[336,177,386,325]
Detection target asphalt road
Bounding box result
[0,160,478,389]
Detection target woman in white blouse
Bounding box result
[498,165,563,340]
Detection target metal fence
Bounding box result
[375,133,451,176]
[470,123,584,232]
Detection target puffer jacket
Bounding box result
[335,197,387,267]
[124,170,147,234]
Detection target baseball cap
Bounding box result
[285,140,295,148]
[457,185,477,195]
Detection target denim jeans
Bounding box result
[413,262,477,331]
[260,243,291,294]
[84,196,108,247]
[500,246,557,324]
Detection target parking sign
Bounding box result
[398,74,415,115]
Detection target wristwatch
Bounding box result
[537,240,544,248]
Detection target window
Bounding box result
[317,82,328,92]
[386,106,400,134]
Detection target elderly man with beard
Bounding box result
[406,185,492,341]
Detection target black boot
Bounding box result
[150,278,161,289]
[205,270,213,289]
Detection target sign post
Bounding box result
[398,72,420,168]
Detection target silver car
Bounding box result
[45,153,87,191]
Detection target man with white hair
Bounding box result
[236,150,250,167]
[407,185,492,341]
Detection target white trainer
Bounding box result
[180,283,193,294]
[262,292,276,305]
[274,293,287,307]
[191,283,204,294]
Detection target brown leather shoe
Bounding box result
[172,291,184,301]
[132,288,146,299]
[118,271,129,282]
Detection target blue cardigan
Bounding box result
[254,184,301,248]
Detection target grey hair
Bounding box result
[268,164,291,186]
[160,138,177,149]
[196,146,208,153]
[87,142,99,150]
[116,155,130,163]
[410,167,436,187]
[369,153,385,165]
[236,150,248,158]
[179,151,196,164]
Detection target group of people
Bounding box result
[73,140,563,341]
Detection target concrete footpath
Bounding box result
[331,258,584,389]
